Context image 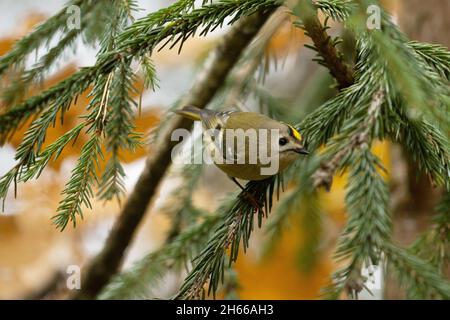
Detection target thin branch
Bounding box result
[175,177,278,299]
[71,8,277,300]
[294,0,354,89]
[0,0,87,76]
[0,0,280,143]
[313,90,384,190]
[23,271,65,300]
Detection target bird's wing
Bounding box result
[201,110,237,163]
[201,110,236,131]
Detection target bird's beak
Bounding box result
[294,147,309,155]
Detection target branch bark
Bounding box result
[292,1,355,189]
[71,8,277,300]
[294,1,354,89]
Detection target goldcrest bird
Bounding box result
[175,106,308,189]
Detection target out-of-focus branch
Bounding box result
[223,8,288,107]
[385,0,449,299]
[24,271,65,300]
[71,8,277,300]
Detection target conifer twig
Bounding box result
[175,177,279,299]
[71,8,277,300]
[0,0,87,76]
[294,0,354,89]
[313,90,384,190]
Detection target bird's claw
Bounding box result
[241,191,263,211]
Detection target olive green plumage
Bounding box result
[175,106,308,181]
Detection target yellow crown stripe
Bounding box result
[287,124,302,141]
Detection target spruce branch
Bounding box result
[385,242,450,299]
[0,0,116,107]
[408,41,450,81]
[388,109,450,189]
[324,148,390,299]
[99,213,221,299]
[315,0,355,22]
[0,1,282,214]
[354,1,449,122]
[52,134,103,230]
[288,0,450,299]
[263,156,321,262]
[19,123,86,182]
[1,1,141,225]
[97,64,140,201]
[71,8,277,300]
[0,69,97,207]
[298,34,386,149]
[52,79,119,229]
[293,0,354,89]
[0,0,88,76]
[0,0,281,144]
[1,28,83,107]
[313,90,384,190]
[175,177,280,299]
[98,9,288,299]
[0,66,97,144]
[309,89,387,299]
[301,29,450,192]
[117,0,283,55]
[410,191,450,274]
[97,3,142,202]
[99,162,206,299]
[140,55,159,91]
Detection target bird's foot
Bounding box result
[241,191,263,211]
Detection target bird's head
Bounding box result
[277,123,308,156]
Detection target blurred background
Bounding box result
[0,0,448,299]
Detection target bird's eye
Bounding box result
[279,137,288,146]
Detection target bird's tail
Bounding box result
[175,105,202,121]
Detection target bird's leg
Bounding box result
[230,177,245,191]
[230,177,262,210]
